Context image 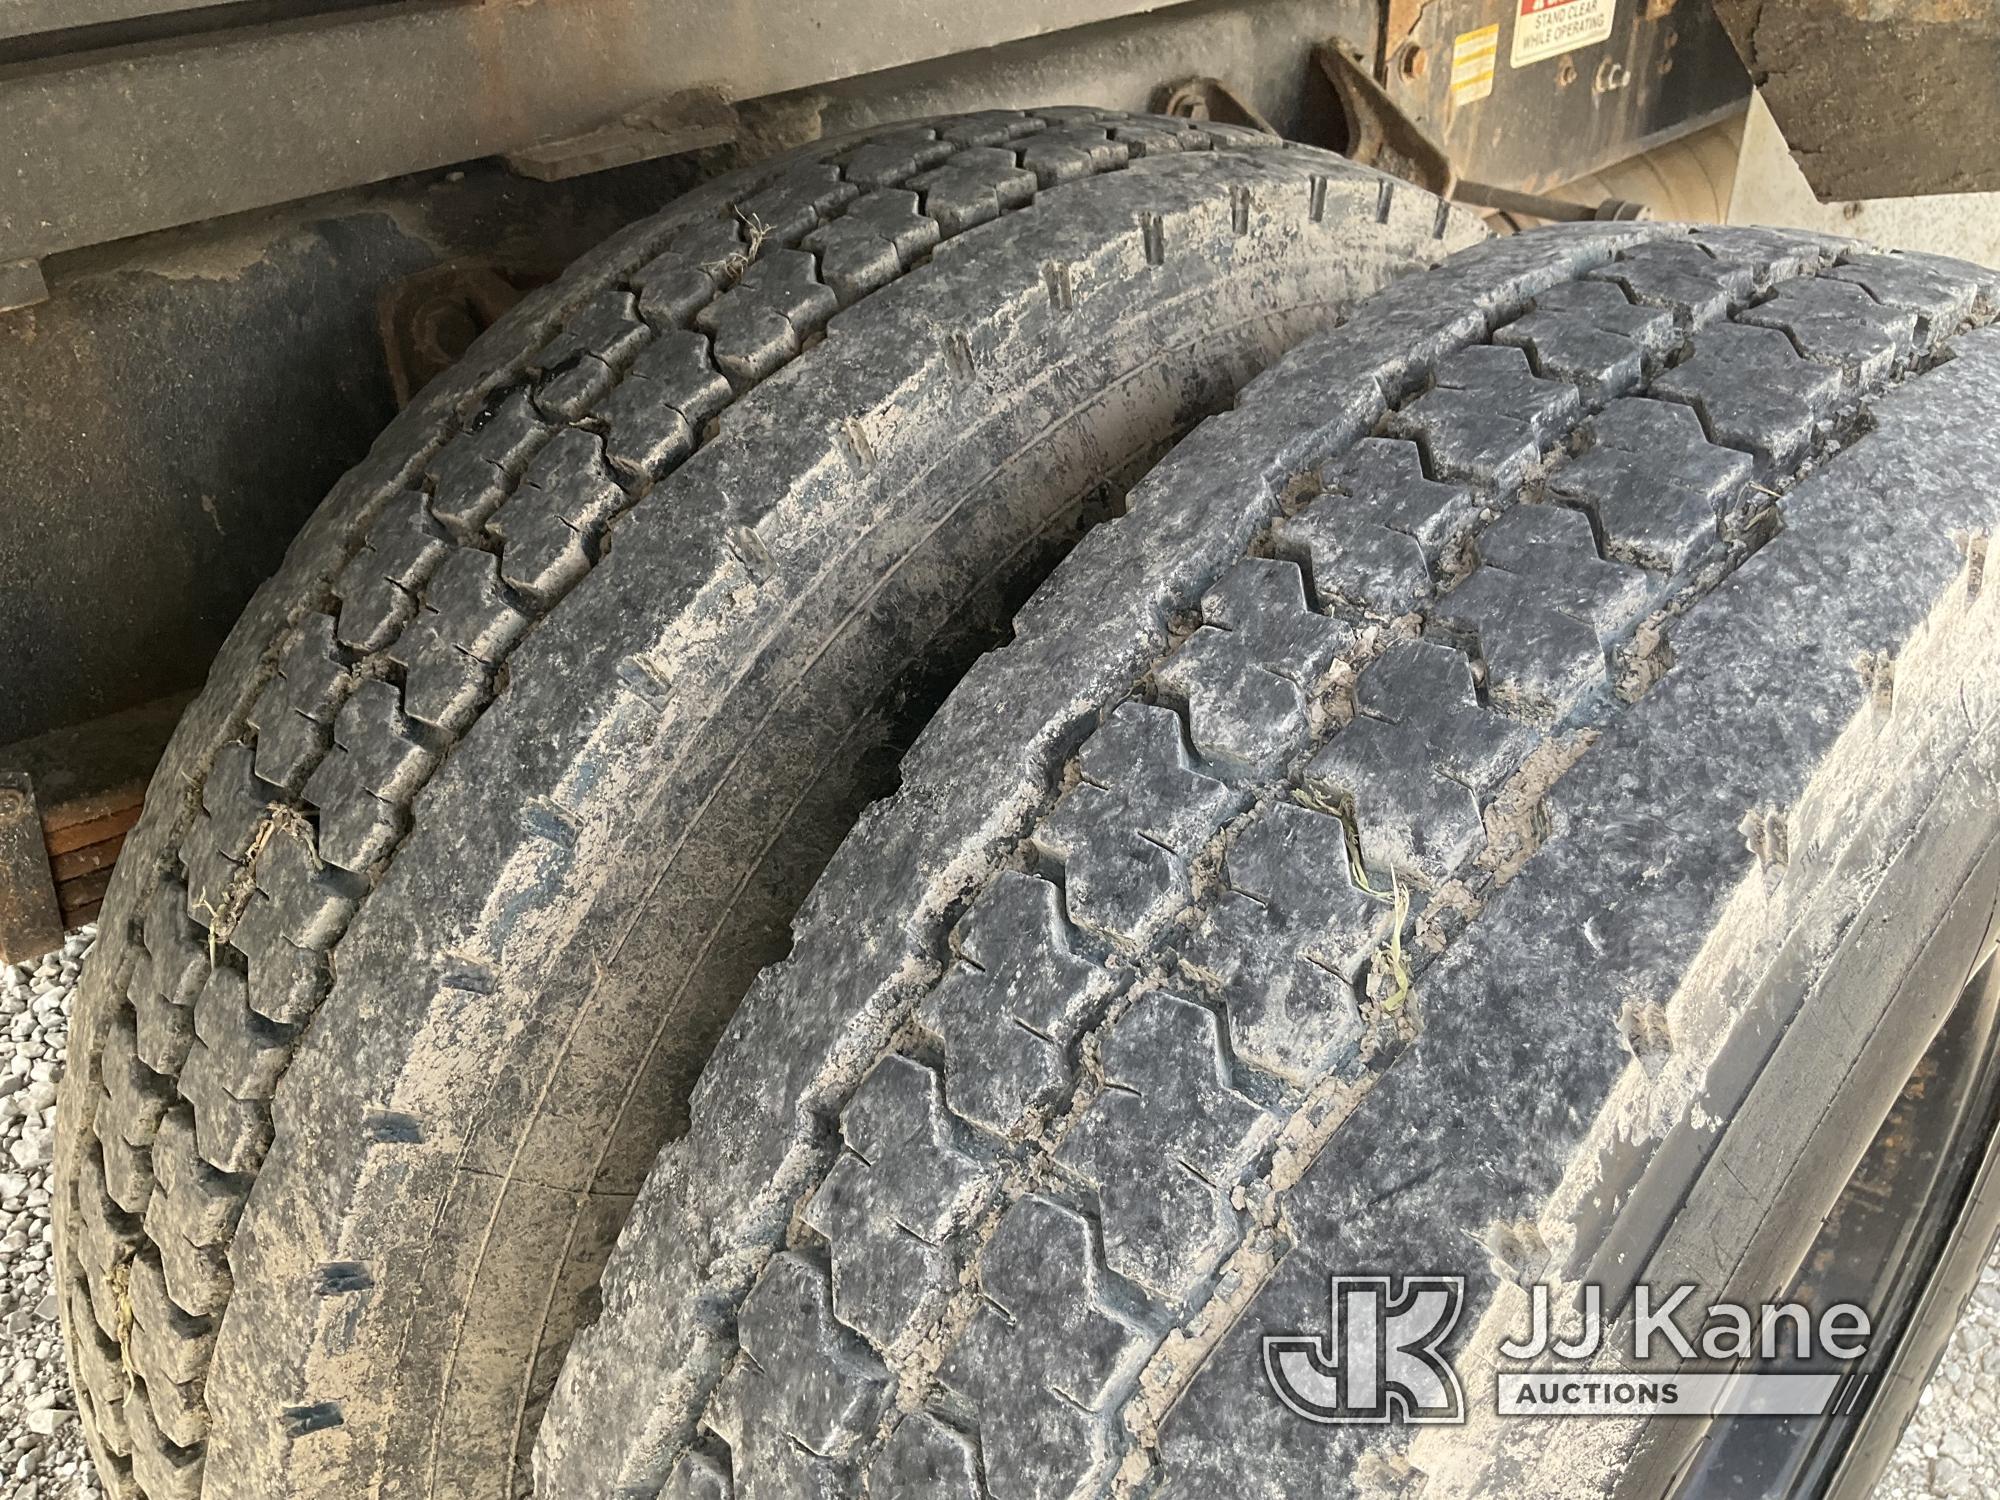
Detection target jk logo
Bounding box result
[1263,1275,1467,1425]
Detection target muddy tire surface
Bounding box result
[51,111,1480,1500]
[543,224,2000,1499]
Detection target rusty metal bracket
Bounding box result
[1381,0,1430,79]
[1313,38,1454,197]
[505,87,741,183]
[0,772,61,965]
[1455,182,1654,223]
[0,692,189,943]
[0,258,46,316]
[1156,76,1279,134]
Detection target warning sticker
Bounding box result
[1510,0,1616,67]
[1451,24,1500,105]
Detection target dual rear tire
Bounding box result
[53,112,1477,1500]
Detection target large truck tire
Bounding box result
[543,224,2000,1498]
[52,111,1481,1500]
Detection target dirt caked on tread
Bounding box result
[53,111,1480,1500]
[544,226,2000,1499]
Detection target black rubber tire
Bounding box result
[544,224,2000,1499]
[51,110,1479,1500]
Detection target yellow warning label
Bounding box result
[1451,23,1500,105]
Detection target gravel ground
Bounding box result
[1872,1262,2000,1499]
[0,936,99,1500]
[0,932,1990,1499]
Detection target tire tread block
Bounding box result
[803,1055,994,1355]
